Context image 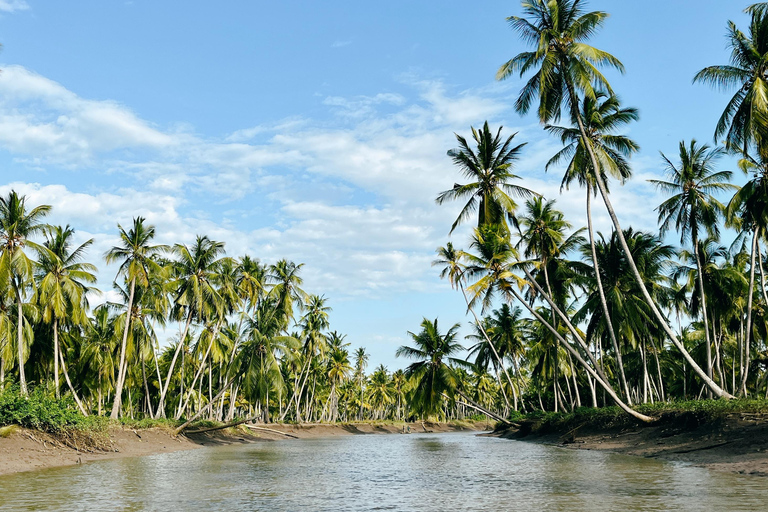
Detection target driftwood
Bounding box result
[183,415,257,435]
[242,425,300,439]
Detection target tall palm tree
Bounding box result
[650,140,735,391]
[693,6,768,152]
[105,217,167,419]
[156,235,226,418]
[436,121,532,233]
[499,0,731,398]
[36,225,97,411]
[726,147,768,394]
[546,94,638,401]
[0,191,50,396]
[354,347,369,420]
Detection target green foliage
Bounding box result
[0,386,107,433]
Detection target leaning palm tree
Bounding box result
[36,225,97,411]
[105,217,167,418]
[650,140,735,392]
[0,191,50,396]
[498,0,731,398]
[436,121,533,233]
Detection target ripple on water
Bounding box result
[1,432,768,511]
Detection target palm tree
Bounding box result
[693,6,768,152]
[105,217,167,418]
[436,121,532,233]
[36,225,97,412]
[396,318,472,418]
[499,0,731,398]
[0,191,51,396]
[433,242,516,407]
[546,94,638,401]
[650,140,735,391]
[156,235,226,418]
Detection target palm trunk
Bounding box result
[693,235,714,398]
[565,81,732,399]
[459,281,514,410]
[15,282,27,396]
[111,278,136,418]
[156,309,194,418]
[53,318,60,398]
[508,286,653,422]
[741,225,759,396]
[587,183,632,403]
[174,376,237,435]
[58,347,87,415]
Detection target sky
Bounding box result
[0,1,754,369]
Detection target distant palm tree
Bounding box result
[0,191,51,396]
[37,225,97,411]
[156,235,226,418]
[650,140,735,390]
[436,121,532,233]
[396,318,469,418]
[105,217,167,418]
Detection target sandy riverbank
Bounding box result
[0,420,486,476]
[491,412,768,476]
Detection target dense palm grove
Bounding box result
[5,0,768,427]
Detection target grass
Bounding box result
[507,398,768,436]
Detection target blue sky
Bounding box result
[0,1,753,368]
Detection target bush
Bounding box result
[0,386,105,433]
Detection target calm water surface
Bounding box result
[1,432,767,511]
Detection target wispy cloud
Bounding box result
[331,40,352,48]
[0,0,29,12]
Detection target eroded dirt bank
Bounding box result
[0,420,485,476]
[491,412,768,476]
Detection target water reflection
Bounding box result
[1,432,767,511]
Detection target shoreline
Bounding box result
[490,412,768,476]
[0,420,486,476]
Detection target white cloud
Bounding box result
[331,40,352,48]
[0,0,28,12]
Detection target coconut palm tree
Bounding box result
[156,235,226,418]
[105,217,167,418]
[693,6,768,152]
[396,318,471,418]
[36,225,97,412]
[0,191,51,396]
[650,140,735,391]
[499,0,730,398]
[436,121,533,233]
[545,93,638,400]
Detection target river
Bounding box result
[1,432,767,511]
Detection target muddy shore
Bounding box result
[491,412,768,476]
[0,420,485,476]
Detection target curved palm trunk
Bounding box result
[458,281,514,411]
[693,234,714,398]
[507,286,653,422]
[111,278,136,419]
[174,375,237,436]
[53,318,60,398]
[741,225,759,396]
[58,344,88,416]
[15,282,27,396]
[155,309,193,418]
[565,83,732,398]
[587,183,632,404]
[521,268,609,384]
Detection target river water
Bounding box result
[1,432,768,511]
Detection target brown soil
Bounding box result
[492,412,768,476]
[0,420,485,476]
